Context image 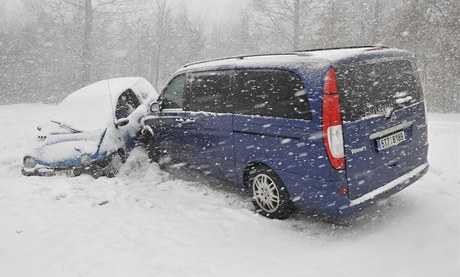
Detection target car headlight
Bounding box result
[80,154,92,166]
[24,157,36,168]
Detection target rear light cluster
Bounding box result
[322,68,345,170]
[414,59,429,151]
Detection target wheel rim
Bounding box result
[252,173,280,213]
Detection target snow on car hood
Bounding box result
[28,130,105,166]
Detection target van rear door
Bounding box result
[335,59,428,200]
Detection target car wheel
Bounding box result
[247,165,296,219]
[144,134,160,163]
[103,152,124,178]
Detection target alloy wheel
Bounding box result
[252,173,280,213]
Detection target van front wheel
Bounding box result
[248,166,295,219]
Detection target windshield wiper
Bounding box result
[384,104,405,119]
[50,120,82,133]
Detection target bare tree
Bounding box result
[250,0,324,51]
[82,0,93,83]
[0,4,5,33]
[130,0,204,87]
[1,0,457,112]
[22,0,139,85]
[206,7,258,58]
[427,0,460,61]
[151,0,170,86]
[147,0,184,86]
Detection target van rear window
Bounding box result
[336,60,422,122]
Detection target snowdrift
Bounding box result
[0,104,458,277]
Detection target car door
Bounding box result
[185,71,237,183]
[155,74,192,163]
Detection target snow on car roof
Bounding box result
[69,77,153,105]
[47,77,156,132]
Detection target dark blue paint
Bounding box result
[144,48,429,218]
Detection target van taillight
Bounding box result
[322,68,345,170]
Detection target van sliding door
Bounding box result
[186,70,237,183]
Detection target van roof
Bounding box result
[178,46,412,73]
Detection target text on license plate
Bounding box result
[377,130,406,151]
[55,169,75,177]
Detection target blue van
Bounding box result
[142,47,429,219]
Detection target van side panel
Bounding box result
[233,115,327,177]
[186,112,238,183]
[232,67,344,182]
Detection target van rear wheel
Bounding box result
[247,165,295,219]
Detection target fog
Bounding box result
[0,0,458,112]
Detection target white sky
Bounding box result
[0,0,247,21]
[185,0,246,22]
[0,0,21,12]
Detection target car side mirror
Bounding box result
[150,101,161,113]
[115,118,130,127]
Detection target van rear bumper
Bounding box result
[348,163,428,207]
[282,163,429,219]
[333,162,429,218]
[338,163,428,218]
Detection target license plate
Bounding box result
[55,169,75,177]
[377,130,406,151]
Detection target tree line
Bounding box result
[0,0,458,112]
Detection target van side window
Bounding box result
[189,71,233,113]
[161,74,186,109]
[235,70,312,120]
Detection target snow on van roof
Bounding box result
[182,53,308,70]
[179,47,411,72]
[179,54,325,74]
[307,47,377,59]
[307,47,410,61]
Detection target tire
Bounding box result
[103,152,124,178]
[247,165,296,219]
[144,134,160,163]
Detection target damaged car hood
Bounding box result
[27,129,106,167]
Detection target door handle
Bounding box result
[175,118,196,124]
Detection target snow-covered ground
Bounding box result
[0,104,459,277]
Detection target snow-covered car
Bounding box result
[22,77,157,177]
